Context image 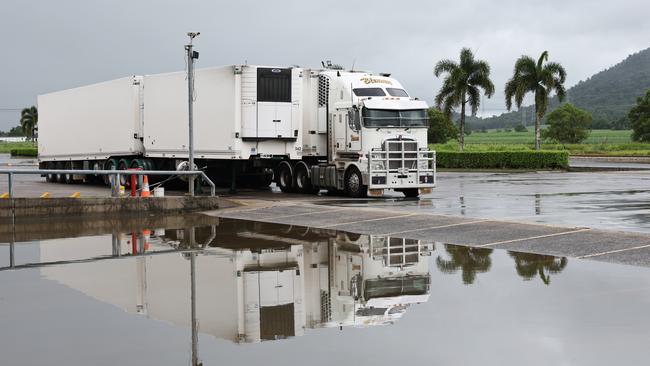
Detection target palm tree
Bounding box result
[436,244,493,285]
[509,252,568,285]
[20,106,38,141]
[434,48,495,151]
[505,51,566,150]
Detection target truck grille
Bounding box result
[372,237,430,268]
[385,139,418,171]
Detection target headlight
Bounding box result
[371,161,385,171]
[418,159,429,170]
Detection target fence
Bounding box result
[1,169,216,198]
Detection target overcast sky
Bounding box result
[1,0,649,130]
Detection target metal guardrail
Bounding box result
[0,169,216,198]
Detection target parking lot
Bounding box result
[5,154,650,267]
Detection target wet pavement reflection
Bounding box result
[1,217,650,365]
[312,171,650,233]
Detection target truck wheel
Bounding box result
[344,167,366,198]
[277,162,293,193]
[401,188,420,198]
[294,162,317,194]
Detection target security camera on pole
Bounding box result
[185,32,200,196]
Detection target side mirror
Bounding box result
[348,108,361,131]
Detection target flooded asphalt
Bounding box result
[311,170,650,233]
[1,217,650,365]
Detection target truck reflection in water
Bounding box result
[38,220,433,345]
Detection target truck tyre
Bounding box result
[103,159,118,186]
[294,162,317,194]
[401,188,420,198]
[277,162,293,193]
[45,163,57,183]
[54,162,65,183]
[63,162,74,184]
[118,159,131,187]
[344,167,366,198]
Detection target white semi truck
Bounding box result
[38,64,435,197]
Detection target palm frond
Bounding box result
[434,59,458,77]
[459,48,475,71]
[537,50,549,70]
[544,61,566,84]
[467,85,481,115]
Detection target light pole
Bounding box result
[185,32,200,196]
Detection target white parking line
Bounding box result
[384,220,488,236]
[258,207,350,220]
[476,228,592,247]
[578,244,650,259]
[322,213,416,228]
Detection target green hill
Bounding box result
[471,47,650,130]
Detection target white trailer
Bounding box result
[38,64,436,197]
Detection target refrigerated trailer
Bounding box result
[38,65,436,197]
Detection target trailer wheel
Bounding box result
[400,188,420,198]
[63,162,74,184]
[103,159,118,186]
[344,167,366,198]
[118,159,131,187]
[54,162,65,183]
[45,162,57,183]
[276,162,293,193]
[294,162,317,194]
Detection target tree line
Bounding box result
[0,106,38,139]
[431,48,650,148]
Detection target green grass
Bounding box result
[0,141,36,154]
[433,129,650,156]
[465,129,633,145]
[10,147,37,157]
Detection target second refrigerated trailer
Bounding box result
[38,64,436,197]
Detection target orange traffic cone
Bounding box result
[141,175,151,197]
[143,229,151,251]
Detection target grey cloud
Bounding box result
[1,0,648,129]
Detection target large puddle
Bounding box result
[1,216,649,365]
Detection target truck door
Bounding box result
[346,109,361,151]
[334,111,346,152]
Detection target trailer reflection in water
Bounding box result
[38,220,433,349]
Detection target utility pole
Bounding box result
[185,32,200,196]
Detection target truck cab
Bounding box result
[308,70,436,198]
[305,235,432,328]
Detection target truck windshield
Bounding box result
[386,88,409,97]
[363,275,430,300]
[353,88,386,97]
[362,108,428,128]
